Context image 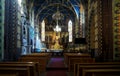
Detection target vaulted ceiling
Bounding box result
[28,0,88,31]
[34,0,80,22]
[27,0,88,22]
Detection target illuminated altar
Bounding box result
[51,32,63,51]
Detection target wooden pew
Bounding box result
[21,53,51,63]
[0,73,18,76]
[19,53,51,72]
[68,57,95,71]
[74,62,120,76]
[19,57,46,73]
[27,53,52,63]
[1,62,39,76]
[64,53,91,71]
[82,68,120,76]
[0,62,38,76]
[64,53,91,65]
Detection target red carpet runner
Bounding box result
[46,57,67,76]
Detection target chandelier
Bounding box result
[53,20,61,32]
[52,6,64,32]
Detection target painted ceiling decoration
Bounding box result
[26,0,88,32]
[33,0,81,22]
[27,0,88,22]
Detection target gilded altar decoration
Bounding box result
[51,32,63,50]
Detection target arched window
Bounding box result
[41,20,45,41]
[68,20,72,42]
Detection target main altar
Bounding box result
[50,32,63,52]
[48,32,63,56]
[44,6,68,54]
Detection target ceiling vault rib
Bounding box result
[36,3,76,19]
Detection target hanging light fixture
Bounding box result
[52,5,64,32]
[53,19,61,32]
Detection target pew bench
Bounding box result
[0,62,38,76]
[19,57,46,73]
[20,53,51,63]
[74,62,120,76]
[64,53,91,65]
[68,57,95,71]
[82,68,120,76]
[0,73,18,76]
[26,53,52,63]
[19,53,51,73]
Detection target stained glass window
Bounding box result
[41,20,45,41]
[68,20,72,42]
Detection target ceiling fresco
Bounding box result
[27,0,88,31]
[33,0,81,22]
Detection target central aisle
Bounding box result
[46,57,67,76]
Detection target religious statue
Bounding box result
[51,32,63,50]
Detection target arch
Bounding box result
[38,6,75,22]
[36,3,77,19]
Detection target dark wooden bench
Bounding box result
[68,57,95,71]
[19,53,51,72]
[27,53,52,63]
[19,57,46,73]
[0,62,38,76]
[0,73,18,76]
[20,53,51,63]
[74,62,120,76]
[64,53,91,65]
[64,53,92,71]
[82,68,120,76]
